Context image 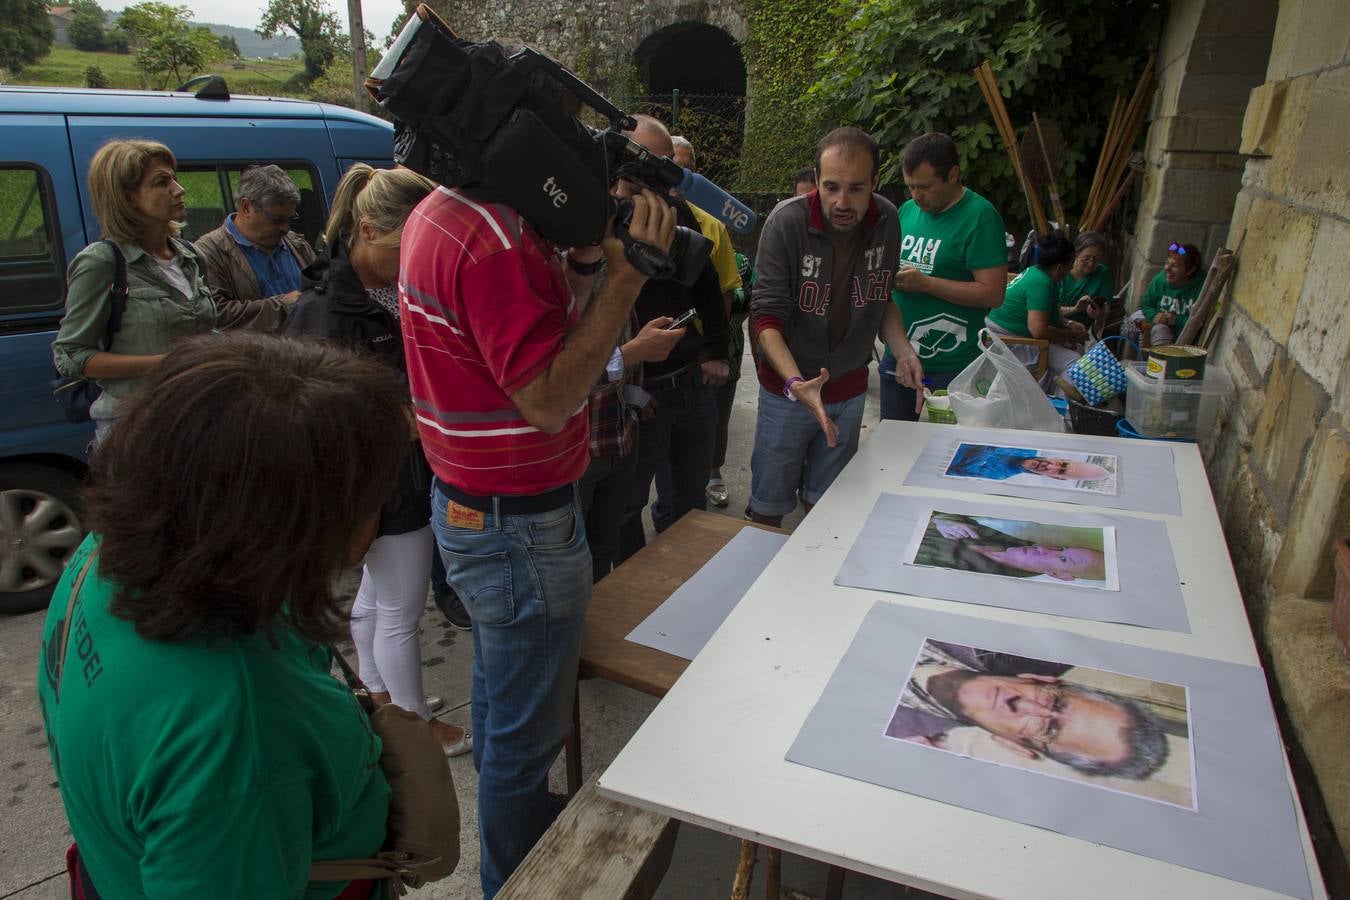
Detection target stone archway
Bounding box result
[635,22,746,95]
[633,23,746,185]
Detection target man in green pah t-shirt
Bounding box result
[882,132,1008,421]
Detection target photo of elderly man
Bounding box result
[885,639,1192,808]
[943,441,1117,495]
[907,511,1118,590]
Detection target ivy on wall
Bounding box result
[737,0,841,192]
[809,0,1163,233]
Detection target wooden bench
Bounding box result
[496,773,678,900]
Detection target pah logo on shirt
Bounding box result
[900,235,942,274]
[908,312,967,359]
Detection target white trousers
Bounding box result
[350,526,434,719]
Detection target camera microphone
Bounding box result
[676,170,757,235]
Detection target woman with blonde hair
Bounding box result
[284,165,470,756]
[53,139,216,440]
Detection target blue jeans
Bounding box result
[749,386,865,517]
[429,482,591,898]
[879,350,957,421]
[618,370,716,560]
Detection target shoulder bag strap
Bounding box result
[100,240,128,344]
[54,552,99,698]
[330,645,367,693]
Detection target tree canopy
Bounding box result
[118,2,223,89]
[0,0,55,74]
[809,0,1162,231]
[68,9,108,51]
[257,0,345,81]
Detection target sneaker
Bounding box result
[743,504,753,521]
[426,695,444,713]
[443,593,472,631]
[706,478,729,508]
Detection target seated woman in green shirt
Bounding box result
[1124,242,1205,346]
[38,333,411,899]
[985,231,1086,389]
[52,139,216,443]
[1058,231,1112,327]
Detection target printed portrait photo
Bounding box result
[884,639,1195,809]
[942,441,1119,496]
[903,509,1120,591]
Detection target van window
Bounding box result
[0,167,64,313]
[177,164,324,250]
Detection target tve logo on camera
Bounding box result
[542,176,568,208]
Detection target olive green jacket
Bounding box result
[52,238,216,401]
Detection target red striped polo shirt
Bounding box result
[399,187,587,496]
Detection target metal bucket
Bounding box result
[1145,344,1208,380]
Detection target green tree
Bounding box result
[68,10,109,51]
[217,32,240,57]
[257,0,345,82]
[810,0,1162,232]
[118,2,222,89]
[84,64,110,87]
[106,26,131,53]
[0,0,55,73]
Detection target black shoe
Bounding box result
[436,590,472,631]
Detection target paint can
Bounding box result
[1145,345,1208,380]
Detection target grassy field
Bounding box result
[11,46,307,97]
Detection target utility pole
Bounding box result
[347,0,368,112]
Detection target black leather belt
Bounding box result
[434,477,573,515]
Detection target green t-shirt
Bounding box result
[1141,270,1205,334]
[1058,263,1112,326]
[37,536,390,899]
[892,189,1007,372]
[986,265,1059,337]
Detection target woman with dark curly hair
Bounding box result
[37,333,410,898]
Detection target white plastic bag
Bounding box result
[946,329,1065,432]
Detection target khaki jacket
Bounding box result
[194,224,316,332]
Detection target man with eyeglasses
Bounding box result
[195,164,317,331]
[887,640,1169,781]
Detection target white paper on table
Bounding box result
[625,527,788,661]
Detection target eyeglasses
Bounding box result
[259,208,301,226]
[1168,242,1188,255]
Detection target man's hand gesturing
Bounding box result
[791,368,839,448]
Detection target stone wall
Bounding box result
[1125,0,1276,305]
[429,0,748,100]
[1190,0,1350,881]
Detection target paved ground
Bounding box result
[0,350,916,899]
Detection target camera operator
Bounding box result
[615,114,732,562]
[399,180,674,898]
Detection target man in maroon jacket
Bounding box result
[748,127,924,526]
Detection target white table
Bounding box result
[598,421,1326,900]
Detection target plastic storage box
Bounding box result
[1123,363,1231,439]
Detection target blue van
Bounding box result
[0,84,394,613]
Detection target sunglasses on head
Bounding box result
[1168,242,1188,255]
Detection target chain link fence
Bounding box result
[629,91,798,255]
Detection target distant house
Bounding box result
[48,6,76,45]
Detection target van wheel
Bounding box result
[0,464,86,614]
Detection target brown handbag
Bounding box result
[310,650,461,897]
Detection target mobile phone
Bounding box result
[665,308,697,330]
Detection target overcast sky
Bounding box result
[121,0,411,46]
